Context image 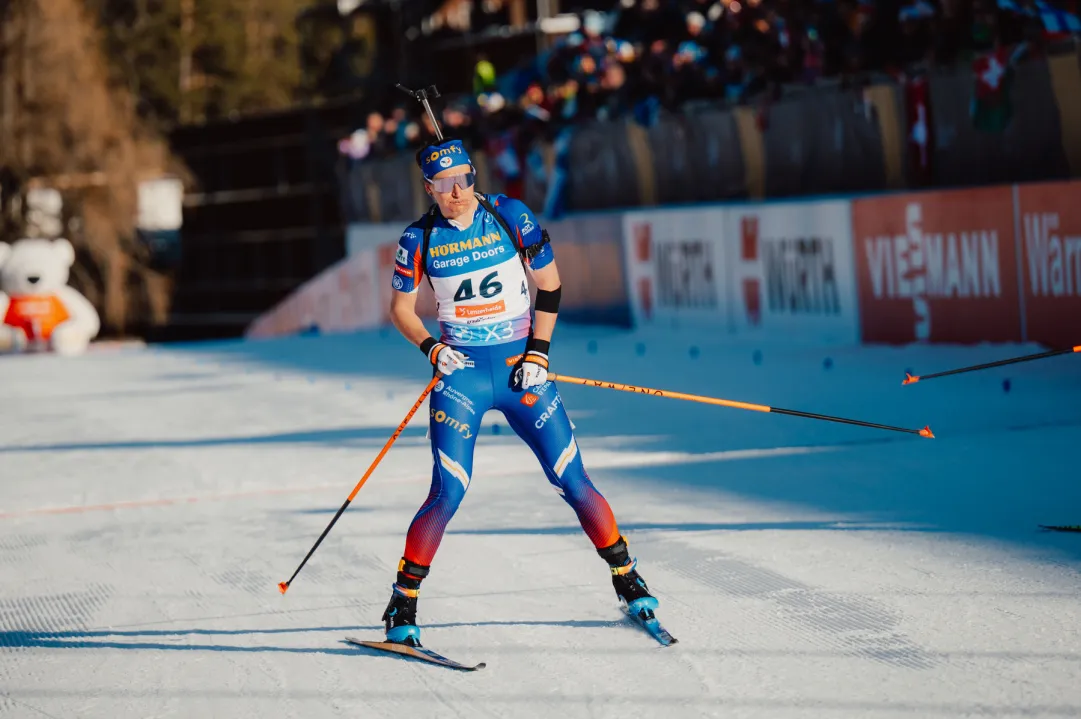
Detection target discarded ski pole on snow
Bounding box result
[549,373,934,438]
[903,345,1080,385]
[278,374,442,595]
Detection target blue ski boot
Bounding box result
[381,558,429,646]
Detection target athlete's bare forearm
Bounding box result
[390,291,433,348]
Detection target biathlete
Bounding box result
[381,138,657,646]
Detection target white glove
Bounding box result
[429,342,468,376]
[520,350,549,390]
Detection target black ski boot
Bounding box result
[598,536,659,619]
[381,558,429,646]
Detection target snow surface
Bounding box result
[1,325,1080,718]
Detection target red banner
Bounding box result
[1016,180,1081,349]
[852,187,1022,344]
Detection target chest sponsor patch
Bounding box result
[454,300,505,319]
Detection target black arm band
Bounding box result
[534,286,561,314]
[526,337,551,355]
[419,336,439,359]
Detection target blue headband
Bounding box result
[418,139,472,180]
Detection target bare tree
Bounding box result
[0,0,187,337]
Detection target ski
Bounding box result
[344,636,486,671]
[1040,524,1081,533]
[624,606,678,646]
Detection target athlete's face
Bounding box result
[426,165,476,221]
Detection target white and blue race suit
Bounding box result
[390,193,623,568]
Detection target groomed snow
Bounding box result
[1,326,1079,718]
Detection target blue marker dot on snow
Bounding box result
[689,346,700,359]
[823,357,833,370]
[492,423,501,435]
[587,340,598,354]
[1003,378,1011,393]
[753,350,763,365]
[345,383,352,390]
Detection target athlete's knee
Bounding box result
[432,448,471,506]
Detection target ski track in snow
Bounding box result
[1,326,1080,718]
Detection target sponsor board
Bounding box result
[621,208,729,329]
[1015,181,1081,348]
[852,186,1021,344]
[727,200,859,344]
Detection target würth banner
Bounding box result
[727,200,858,344]
[1016,180,1081,349]
[852,186,1022,344]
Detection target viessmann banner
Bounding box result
[852,186,1023,344]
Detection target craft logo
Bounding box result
[520,392,539,407]
[534,394,564,429]
[1022,212,1081,298]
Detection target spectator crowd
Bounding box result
[339,0,1080,200]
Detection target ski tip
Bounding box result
[903,372,920,385]
[278,581,289,595]
[918,425,934,439]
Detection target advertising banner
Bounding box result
[621,208,729,329]
[1016,180,1081,348]
[726,200,859,345]
[852,186,1022,344]
[245,250,382,339]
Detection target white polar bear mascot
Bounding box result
[0,238,101,356]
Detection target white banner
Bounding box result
[621,208,730,330]
[347,222,406,257]
[725,200,859,344]
[621,200,858,344]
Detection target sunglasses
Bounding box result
[427,172,476,193]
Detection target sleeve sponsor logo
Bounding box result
[396,244,410,265]
[395,265,414,278]
[520,213,536,235]
[391,275,405,290]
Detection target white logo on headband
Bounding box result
[439,156,453,168]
